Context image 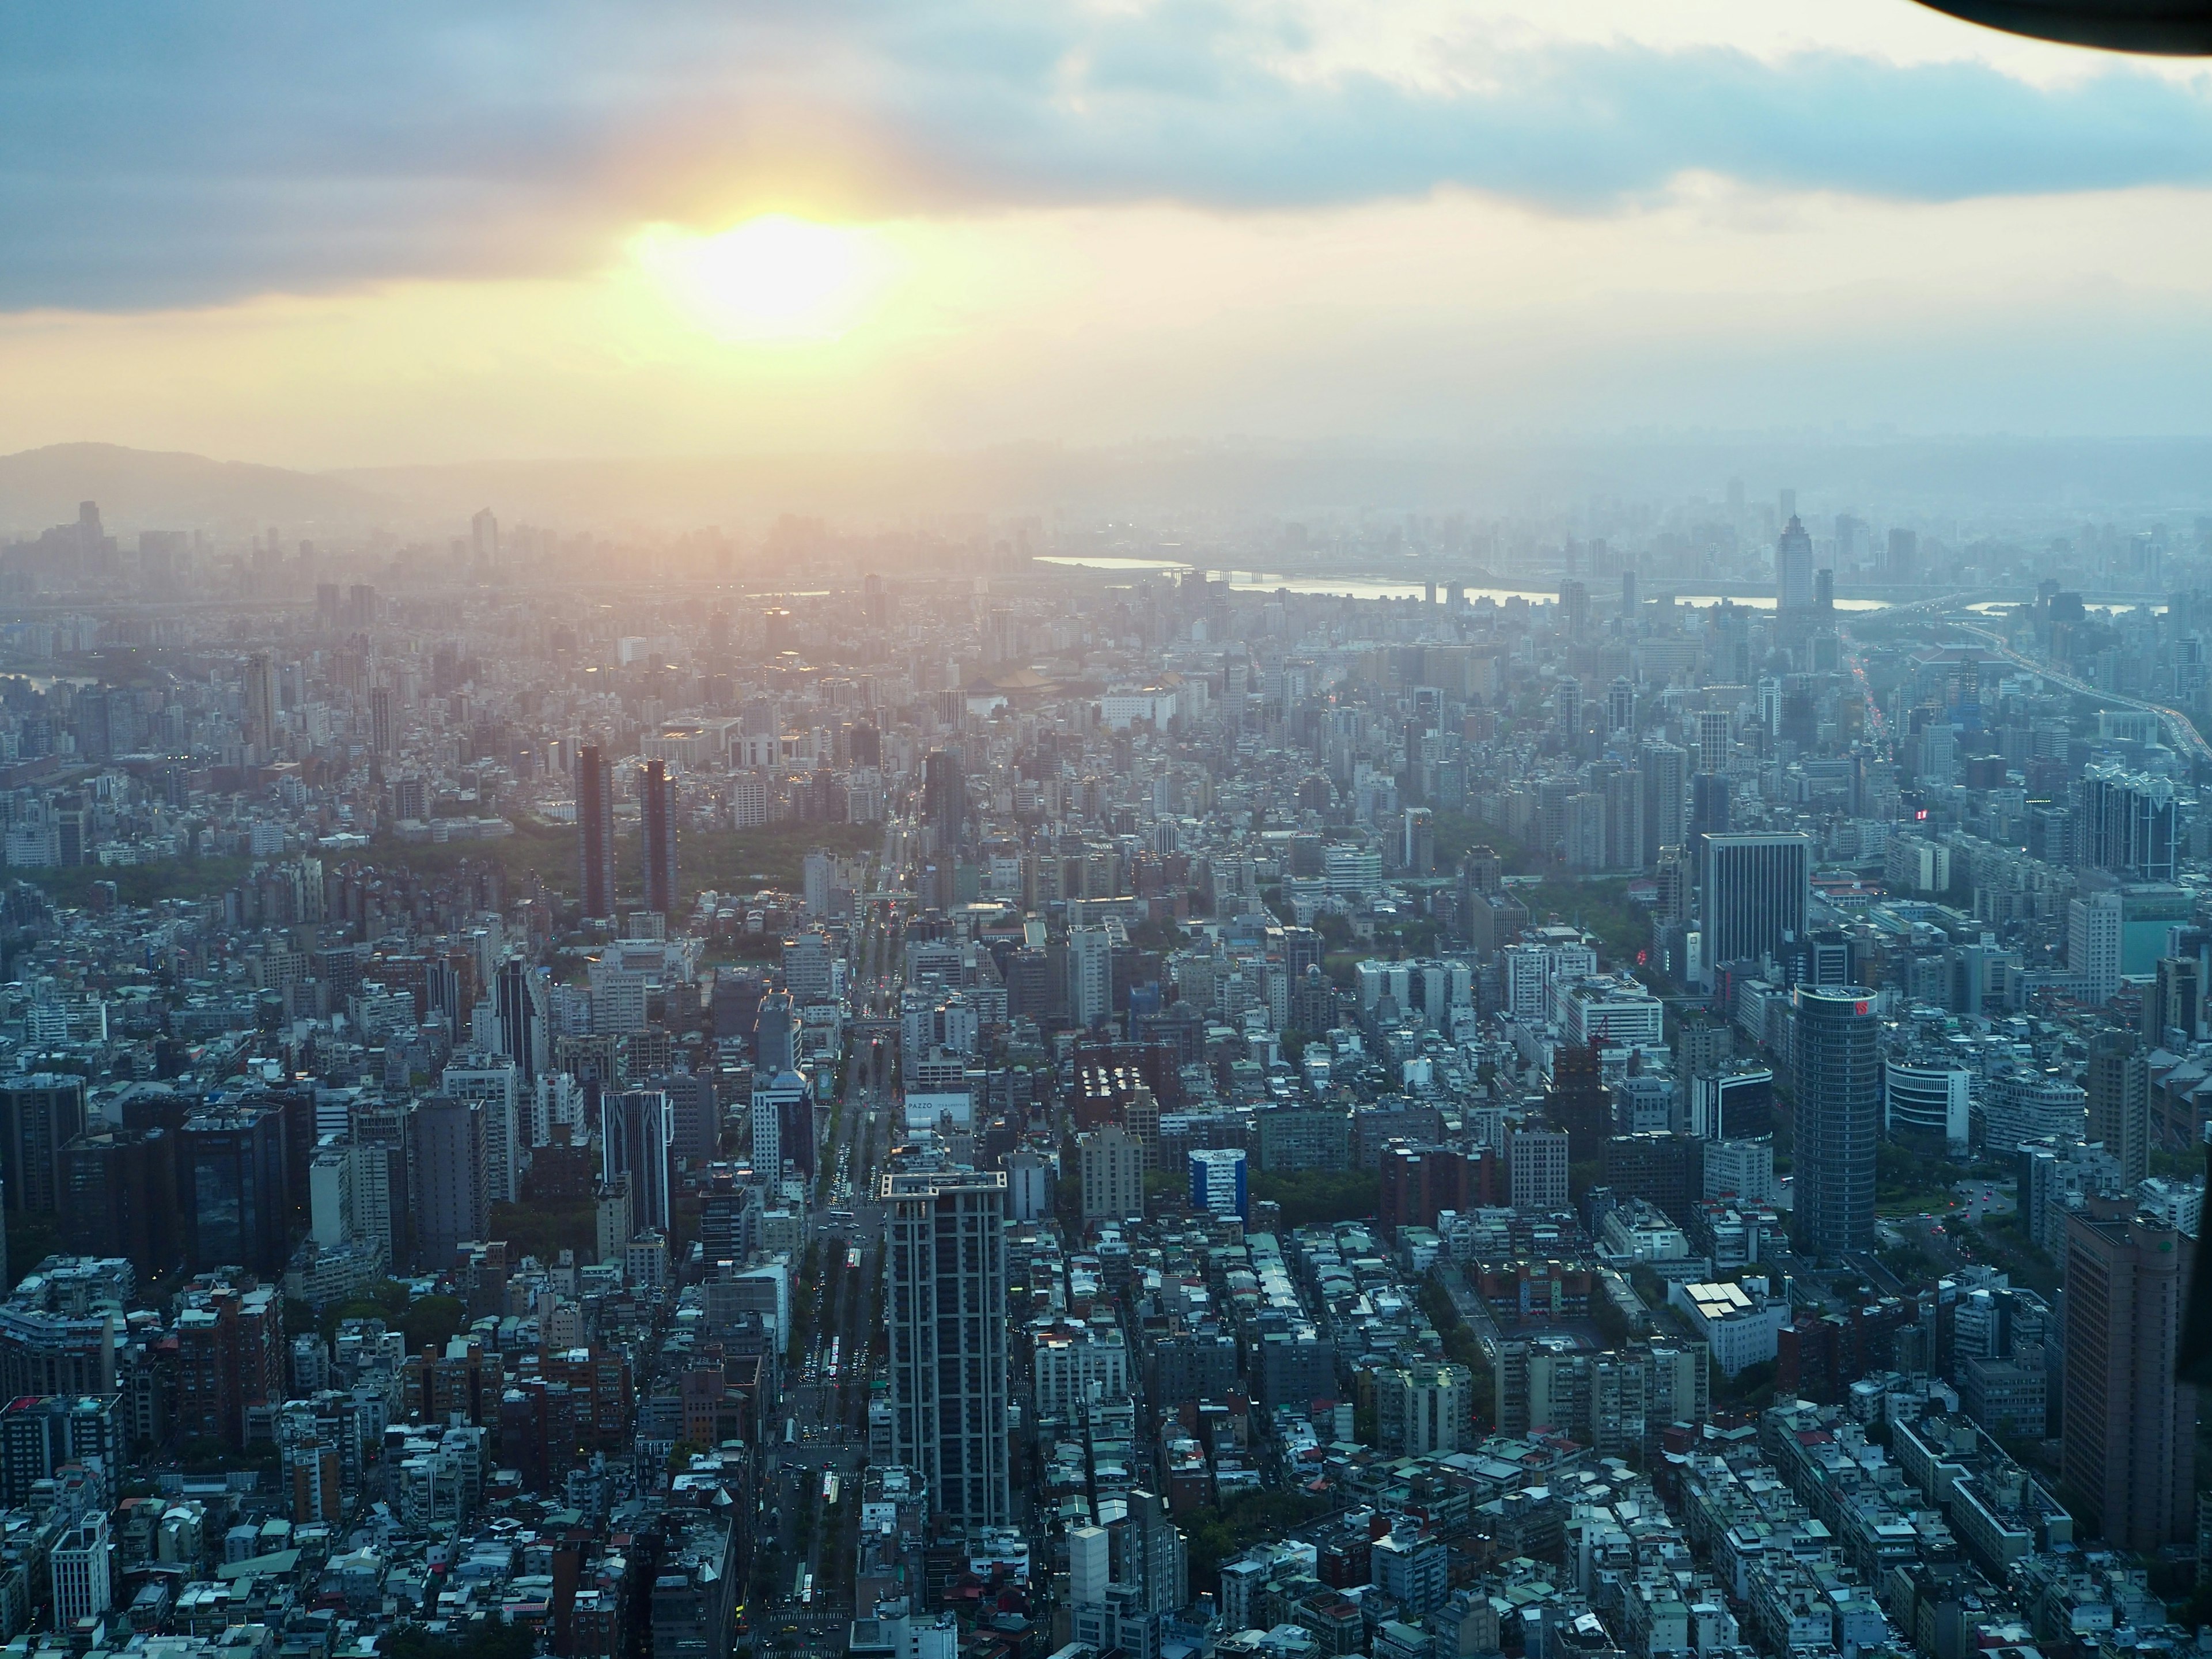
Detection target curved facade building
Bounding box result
[1883,1060,1970,1151]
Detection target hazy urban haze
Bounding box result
[6,10,2212,1659]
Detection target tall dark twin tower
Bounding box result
[578,745,677,923]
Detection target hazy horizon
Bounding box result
[11,431,2212,544]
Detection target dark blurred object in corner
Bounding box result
[2180,1140,2212,1384]
[1913,0,2212,52]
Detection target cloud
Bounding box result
[6,1,2212,310]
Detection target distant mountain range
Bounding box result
[0,442,397,538]
[6,435,2212,541]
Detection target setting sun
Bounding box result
[635,215,893,344]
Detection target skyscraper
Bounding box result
[1638,741,1688,869]
[600,1090,673,1236]
[1775,515,1814,612]
[664,1072,719,1166]
[411,1096,487,1269]
[1558,578,1590,638]
[440,1058,522,1205]
[1402,807,1434,876]
[242,652,278,754]
[639,758,677,919]
[1694,709,1730,771]
[750,1069,809,1181]
[1554,678,1582,736]
[470,506,499,566]
[179,1104,291,1276]
[922,749,968,855]
[1701,832,1810,967]
[1885,527,1918,577]
[883,1163,1010,1531]
[0,1074,86,1217]
[2143,955,2203,1048]
[1791,986,1879,1258]
[59,1126,177,1282]
[1605,676,1635,735]
[2076,764,2177,882]
[494,958,550,1087]
[752,990,797,1073]
[2085,1035,2151,1185]
[1602,770,1643,874]
[1690,771,1730,848]
[2062,1195,2196,1550]
[2067,887,2123,1002]
[369,687,393,756]
[1068,926,1113,1031]
[577,744,618,921]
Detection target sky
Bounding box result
[6,0,2212,469]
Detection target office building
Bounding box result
[1377,1365,1468,1457]
[639,757,678,919]
[0,1074,86,1217]
[749,1069,809,1182]
[1402,806,1434,876]
[781,930,836,1005]
[601,1089,673,1234]
[922,749,968,854]
[1069,926,1113,1031]
[883,1164,1010,1532]
[588,960,648,1036]
[577,743,618,921]
[1370,1520,1450,1618]
[1601,768,1643,873]
[412,1096,487,1270]
[51,1511,109,1626]
[1188,1147,1248,1221]
[2062,1196,2195,1551]
[494,958,550,1087]
[1694,709,1731,772]
[2068,888,2124,1002]
[0,1395,120,1509]
[368,685,393,755]
[2085,1037,2152,1185]
[2076,764,2177,884]
[1882,1060,1970,1151]
[1792,987,1879,1258]
[59,1127,178,1282]
[1639,741,1688,868]
[1079,1126,1145,1224]
[1775,514,1815,613]
[1700,1139,1777,1206]
[1508,1128,1569,1210]
[664,1072,719,1166]
[753,990,797,1073]
[1688,771,1730,866]
[2143,955,2202,1047]
[1701,833,1810,967]
[1067,1491,1187,1659]
[1605,675,1634,734]
[242,652,278,754]
[1688,1065,1772,1141]
[308,1141,391,1263]
[1545,1043,1611,1162]
[179,1105,291,1277]
[440,1058,523,1205]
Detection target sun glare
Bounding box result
[636,215,892,344]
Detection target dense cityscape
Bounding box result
[0,478,2193,1659]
